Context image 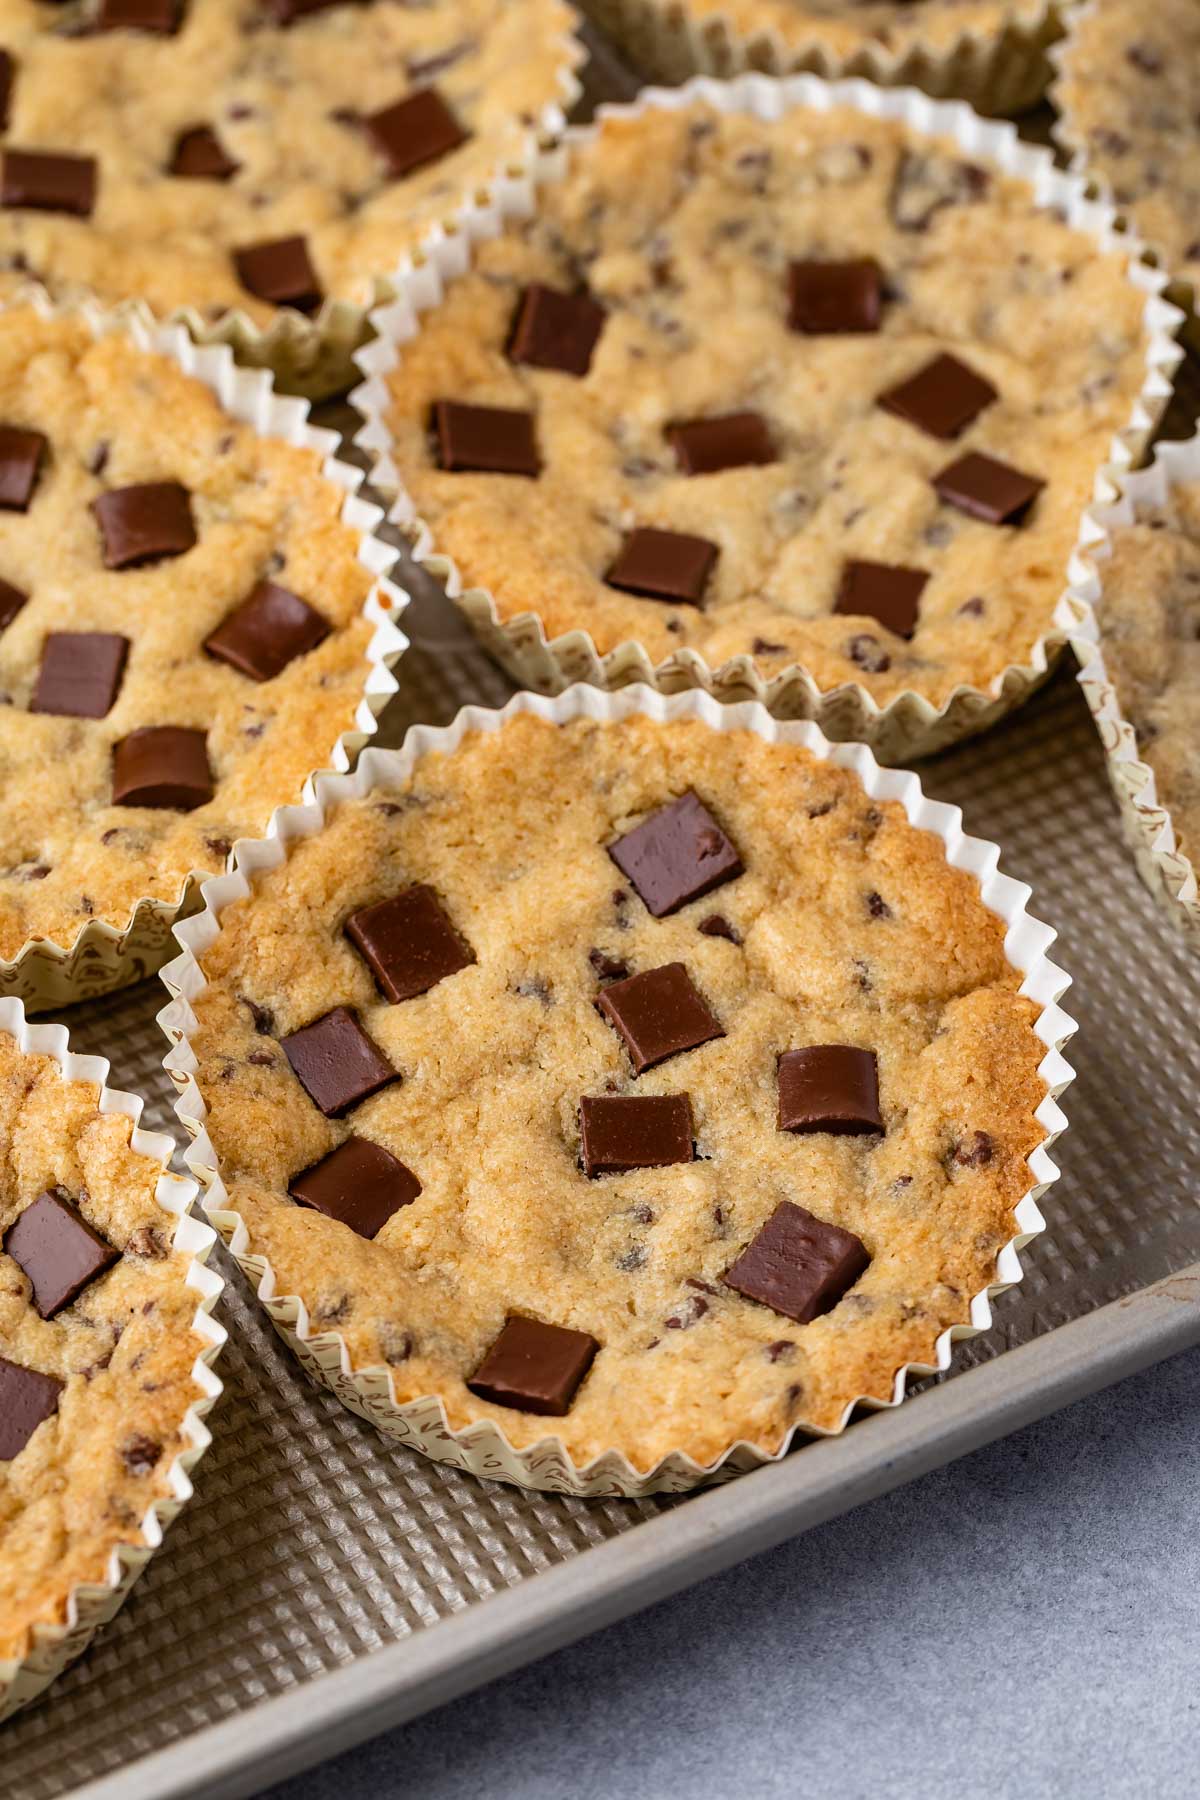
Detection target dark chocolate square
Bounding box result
[345,885,474,1004]
[170,125,239,181]
[509,283,606,377]
[0,425,47,512]
[0,576,26,632]
[31,631,129,719]
[669,412,776,477]
[597,962,724,1074]
[608,790,743,918]
[724,1200,870,1324]
[282,1005,398,1118]
[834,561,929,640]
[433,400,540,477]
[96,0,180,33]
[289,1136,420,1240]
[1,149,97,217]
[363,87,468,180]
[877,352,997,441]
[605,526,718,606]
[93,482,196,568]
[788,258,884,334]
[467,1314,599,1416]
[3,1189,120,1319]
[205,580,330,682]
[777,1045,883,1135]
[579,1093,694,1177]
[112,726,213,811]
[233,235,322,314]
[932,452,1045,525]
[0,1354,63,1461]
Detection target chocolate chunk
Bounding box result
[597,962,723,1074]
[0,426,47,512]
[605,526,718,606]
[282,1005,398,1118]
[0,52,12,134]
[835,560,928,640]
[290,1136,421,1239]
[878,353,997,441]
[234,235,322,314]
[364,87,469,180]
[0,1355,63,1461]
[0,576,26,631]
[777,1045,883,1135]
[933,452,1045,525]
[509,283,606,377]
[170,125,239,181]
[467,1314,598,1415]
[31,632,129,718]
[579,1094,694,1176]
[1,150,96,217]
[724,1200,870,1324]
[93,482,196,568]
[698,913,739,943]
[668,411,776,477]
[96,0,180,33]
[205,580,330,681]
[121,1433,162,1473]
[112,726,213,810]
[345,885,474,1004]
[609,790,742,918]
[788,258,883,334]
[3,1189,120,1319]
[433,400,540,476]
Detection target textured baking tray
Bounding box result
[8,33,1200,1800]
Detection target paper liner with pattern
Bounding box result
[0,291,409,1015]
[0,995,225,1723]
[157,683,1075,1499]
[577,0,1066,115]
[353,74,1184,766]
[1064,433,1200,942]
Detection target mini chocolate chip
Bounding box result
[698,913,740,943]
[765,1339,795,1362]
[86,441,110,476]
[515,976,553,1007]
[959,596,986,617]
[807,799,837,819]
[242,995,275,1035]
[866,890,892,920]
[314,1294,351,1325]
[204,834,232,860]
[589,948,629,982]
[954,1130,994,1168]
[247,1048,275,1067]
[752,637,789,655]
[664,1295,708,1329]
[125,1227,168,1259]
[120,1433,162,1474]
[847,634,890,674]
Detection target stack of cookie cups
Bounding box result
[580,0,1066,115]
[157,683,1075,1500]
[1065,435,1200,942]
[1,293,408,1015]
[353,74,1184,765]
[0,996,225,1721]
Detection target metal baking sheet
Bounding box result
[7,28,1200,1798]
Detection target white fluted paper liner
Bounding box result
[1064,434,1200,941]
[0,289,409,1015]
[0,995,225,1722]
[353,73,1184,766]
[157,682,1075,1499]
[580,0,1064,115]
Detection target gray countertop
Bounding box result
[262,1344,1199,1800]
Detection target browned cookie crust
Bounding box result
[0,307,381,960]
[379,102,1152,709]
[0,1032,206,1662]
[188,712,1048,1471]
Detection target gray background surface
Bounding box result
[262,1343,1200,1800]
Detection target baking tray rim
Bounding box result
[70,1261,1200,1800]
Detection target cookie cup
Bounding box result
[1065,434,1200,942]
[580,0,1064,114]
[0,292,408,1015]
[157,682,1074,1499]
[0,996,225,1722]
[353,74,1184,766]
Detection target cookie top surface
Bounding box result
[0,308,379,959]
[0,0,576,322]
[1092,476,1200,864]
[0,1031,205,1662]
[660,0,1051,60]
[189,710,1047,1471]
[380,103,1151,706]
[1055,0,1200,298]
